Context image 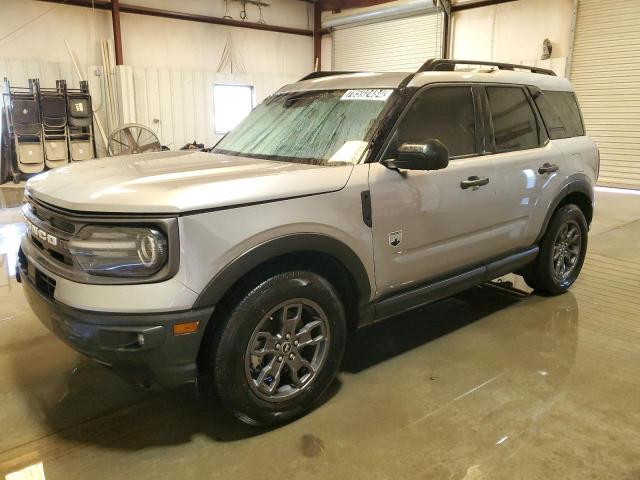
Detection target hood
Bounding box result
[25,151,354,214]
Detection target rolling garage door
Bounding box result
[570,0,640,189]
[333,13,444,72]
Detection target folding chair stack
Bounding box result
[38,79,69,169]
[66,80,95,162]
[2,78,45,179]
[1,77,96,183]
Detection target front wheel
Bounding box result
[523,204,588,295]
[209,270,347,426]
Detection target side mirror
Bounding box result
[383,140,450,171]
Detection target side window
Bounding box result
[395,86,476,158]
[487,86,539,152]
[534,90,585,139]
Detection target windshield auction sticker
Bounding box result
[341,89,393,101]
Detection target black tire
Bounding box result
[523,204,588,295]
[209,270,347,426]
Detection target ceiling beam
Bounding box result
[320,0,396,11]
[34,0,314,36]
[451,0,518,12]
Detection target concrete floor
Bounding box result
[0,185,639,479]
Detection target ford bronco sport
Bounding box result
[18,59,597,425]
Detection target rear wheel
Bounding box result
[209,270,347,426]
[523,204,588,294]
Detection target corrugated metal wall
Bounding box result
[570,0,640,189]
[1,58,298,155]
[332,13,443,72]
[127,66,298,149]
[0,58,84,89]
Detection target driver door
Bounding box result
[369,84,503,298]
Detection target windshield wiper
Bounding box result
[284,91,325,108]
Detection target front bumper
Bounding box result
[18,249,215,390]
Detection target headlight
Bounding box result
[68,225,168,277]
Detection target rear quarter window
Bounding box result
[533,90,585,139]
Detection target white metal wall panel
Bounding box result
[1,57,298,153]
[570,0,640,189]
[127,67,299,149]
[333,13,443,72]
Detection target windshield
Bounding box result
[212,89,395,166]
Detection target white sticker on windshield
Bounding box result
[341,89,393,101]
[328,140,369,164]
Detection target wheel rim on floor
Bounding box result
[552,219,582,282]
[245,299,330,402]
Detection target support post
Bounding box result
[440,0,451,59]
[111,0,124,65]
[313,1,322,71]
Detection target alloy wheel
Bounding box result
[552,219,582,282]
[245,299,330,402]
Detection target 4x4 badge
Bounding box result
[389,230,403,247]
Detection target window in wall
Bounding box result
[213,84,254,134]
[533,90,584,139]
[487,86,539,152]
[394,86,476,157]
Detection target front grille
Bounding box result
[50,217,76,234]
[32,236,43,250]
[18,244,56,299]
[24,197,76,268]
[17,248,28,272]
[30,203,78,234]
[29,233,73,266]
[49,250,66,264]
[35,269,56,299]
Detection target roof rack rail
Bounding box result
[418,59,556,76]
[298,71,360,81]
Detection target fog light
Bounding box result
[137,333,145,346]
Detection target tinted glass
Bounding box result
[487,87,539,151]
[396,86,476,157]
[533,90,584,139]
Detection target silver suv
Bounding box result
[18,59,598,425]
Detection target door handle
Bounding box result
[460,175,490,190]
[538,163,559,174]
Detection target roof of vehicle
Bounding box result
[279,59,574,94]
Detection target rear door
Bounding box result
[369,85,502,298]
[529,88,597,232]
[483,84,565,252]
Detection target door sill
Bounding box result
[372,246,539,323]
